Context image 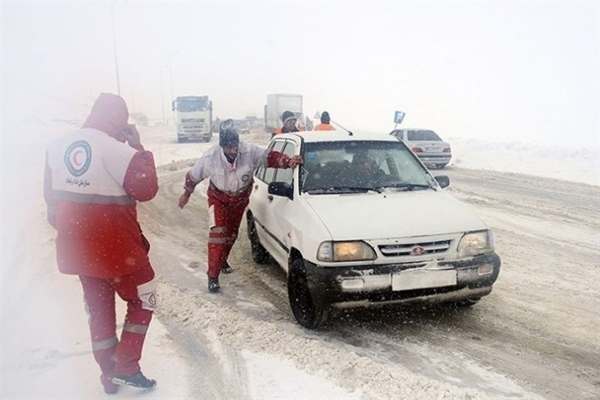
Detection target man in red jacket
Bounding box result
[178,119,302,292]
[44,93,159,394]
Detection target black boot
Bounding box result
[208,277,220,293]
[221,261,234,274]
[112,371,157,389]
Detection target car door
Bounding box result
[261,139,299,269]
[251,139,286,257]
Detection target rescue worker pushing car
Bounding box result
[178,119,302,292]
[44,93,158,394]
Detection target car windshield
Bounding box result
[301,140,435,194]
[176,98,208,112]
[407,130,441,141]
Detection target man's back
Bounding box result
[45,127,157,278]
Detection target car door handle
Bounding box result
[267,195,274,202]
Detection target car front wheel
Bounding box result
[288,257,328,329]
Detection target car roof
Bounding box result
[277,130,399,143]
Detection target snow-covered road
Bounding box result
[2,125,598,399]
[137,128,599,399]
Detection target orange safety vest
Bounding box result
[314,123,335,131]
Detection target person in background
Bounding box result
[272,110,295,136]
[178,119,302,292]
[44,93,158,394]
[314,111,335,131]
[281,115,305,133]
[305,115,314,131]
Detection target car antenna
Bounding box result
[331,120,353,136]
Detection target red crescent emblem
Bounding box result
[73,150,84,167]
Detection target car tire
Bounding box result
[247,213,270,264]
[288,257,328,329]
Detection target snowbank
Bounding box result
[448,137,600,186]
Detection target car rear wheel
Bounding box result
[246,213,269,264]
[288,257,328,329]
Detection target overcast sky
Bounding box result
[2,0,599,146]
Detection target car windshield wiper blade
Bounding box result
[306,186,382,194]
[377,182,433,191]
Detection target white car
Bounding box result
[247,131,500,329]
[391,129,451,168]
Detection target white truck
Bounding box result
[264,93,302,134]
[172,96,213,142]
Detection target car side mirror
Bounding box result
[435,175,450,188]
[268,182,293,199]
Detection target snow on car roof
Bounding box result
[280,131,398,143]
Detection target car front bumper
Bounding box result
[178,131,212,140]
[304,253,501,308]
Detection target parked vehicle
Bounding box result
[391,129,451,168]
[233,119,251,134]
[172,96,213,142]
[247,131,500,329]
[264,94,302,134]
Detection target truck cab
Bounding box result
[172,96,213,142]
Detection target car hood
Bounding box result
[304,190,486,240]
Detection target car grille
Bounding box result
[379,240,452,257]
[181,118,204,123]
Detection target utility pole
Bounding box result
[168,64,174,104]
[160,68,166,125]
[162,51,179,126]
[111,1,121,95]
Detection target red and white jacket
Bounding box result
[44,128,158,278]
[183,142,293,195]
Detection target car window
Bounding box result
[274,141,296,185]
[255,141,276,181]
[301,140,433,193]
[263,140,286,184]
[407,130,441,141]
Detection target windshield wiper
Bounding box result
[376,182,434,191]
[306,186,382,194]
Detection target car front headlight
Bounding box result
[317,241,376,262]
[457,230,495,258]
